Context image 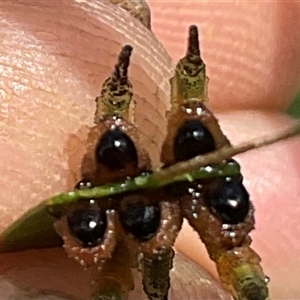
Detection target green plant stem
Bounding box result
[47,122,300,209]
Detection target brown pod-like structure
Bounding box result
[161,26,269,300]
[51,25,271,300]
[118,189,183,300]
[53,45,182,300]
[53,45,149,299]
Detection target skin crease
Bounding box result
[0,0,300,299]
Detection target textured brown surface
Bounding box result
[159,24,269,298]
[80,117,151,185]
[0,0,171,235]
[141,249,174,300]
[161,102,230,166]
[54,210,118,268]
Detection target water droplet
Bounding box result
[196,107,203,115]
[229,231,236,238]
[264,276,270,284]
[80,259,85,266]
[134,175,147,185]
[188,187,194,193]
[109,186,116,193]
[204,166,213,172]
[197,183,202,189]
[192,212,198,219]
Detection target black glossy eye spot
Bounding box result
[95,128,138,170]
[174,120,216,162]
[205,179,250,224]
[68,209,107,247]
[120,202,160,242]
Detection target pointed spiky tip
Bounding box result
[188,25,200,56]
[116,45,133,78]
[119,45,133,62]
[94,45,134,122]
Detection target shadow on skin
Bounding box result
[0,249,231,300]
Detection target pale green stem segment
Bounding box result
[0,153,239,252]
[47,121,300,210]
[1,123,297,253]
[47,162,240,208]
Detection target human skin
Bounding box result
[0,1,300,299]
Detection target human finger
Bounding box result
[0,249,231,300]
[148,0,300,111]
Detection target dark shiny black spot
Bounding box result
[164,181,190,199]
[204,179,250,224]
[68,209,107,247]
[120,202,160,242]
[174,120,216,162]
[95,128,138,170]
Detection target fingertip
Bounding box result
[0,249,231,300]
[149,1,300,111]
[0,0,172,232]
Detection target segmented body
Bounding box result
[160,26,269,300]
[51,26,269,300]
